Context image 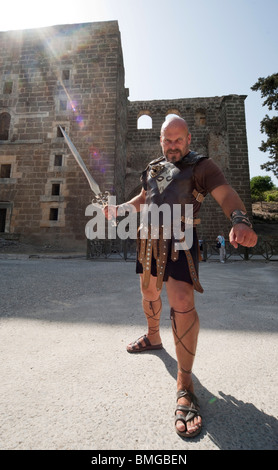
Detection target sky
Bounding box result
[1,0,277,183]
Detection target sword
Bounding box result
[59,125,110,207]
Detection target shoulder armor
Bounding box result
[148,156,165,166]
[182,151,208,166]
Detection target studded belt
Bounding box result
[137,227,203,293]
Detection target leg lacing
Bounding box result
[143,297,162,336]
[170,306,197,357]
[170,306,202,438]
[178,366,192,375]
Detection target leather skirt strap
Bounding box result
[184,249,203,293]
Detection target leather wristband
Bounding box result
[230,209,252,228]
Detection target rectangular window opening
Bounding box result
[0,208,7,232]
[3,81,13,94]
[0,164,11,178]
[57,126,65,138]
[51,183,60,196]
[59,100,67,111]
[54,154,63,166]
[49,208,59,221]
[62,70,70,81]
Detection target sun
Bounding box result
[0,1,62,31]
[0,0,112,32]
[0,0,98,32]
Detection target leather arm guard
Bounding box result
[230,209,252,228]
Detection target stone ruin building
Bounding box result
[0,21,252,251]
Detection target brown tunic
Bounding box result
[136,153,228,291]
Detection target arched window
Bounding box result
[165,109,181,121]
[137,113,152,129]
[195,109,206,126]
[0,113,11,140]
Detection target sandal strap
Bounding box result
[175,389,201,423]
[177,389,198,406]
[175,405,200,423]
[130,335,150,350]
[176,405,197,414]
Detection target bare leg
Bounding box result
[166,277,202,436]
[126,274,162,352]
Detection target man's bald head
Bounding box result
[161,116,190,137]
[160,116,191,162]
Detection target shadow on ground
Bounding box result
[145,348,278,450]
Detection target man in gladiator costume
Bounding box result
[104,116,257,438]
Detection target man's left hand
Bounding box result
[229,224,258,249]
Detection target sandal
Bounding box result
[126,335,163,353]
[175,389,202,438]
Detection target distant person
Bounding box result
[104,116,257,438]
[216,232,226,263]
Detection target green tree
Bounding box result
[250,175,275,206]
[250,175,274,193]
[251,73,278,177]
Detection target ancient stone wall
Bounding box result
[126,96,252,241]
[0,21,252,249]
[0,21,127,249]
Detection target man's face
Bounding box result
[160,124,191,163]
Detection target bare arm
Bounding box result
[211,184,258,248]
[125,187,147,212]
[103,188,146,220]
[210,184,246,217]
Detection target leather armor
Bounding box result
[138,152,207,292]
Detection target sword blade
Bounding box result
[59,126,101,196]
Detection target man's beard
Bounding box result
[165,149,182,163]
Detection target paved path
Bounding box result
[0,257,277,450]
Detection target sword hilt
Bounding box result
[92,191,111,208]
[91,191,117,226]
